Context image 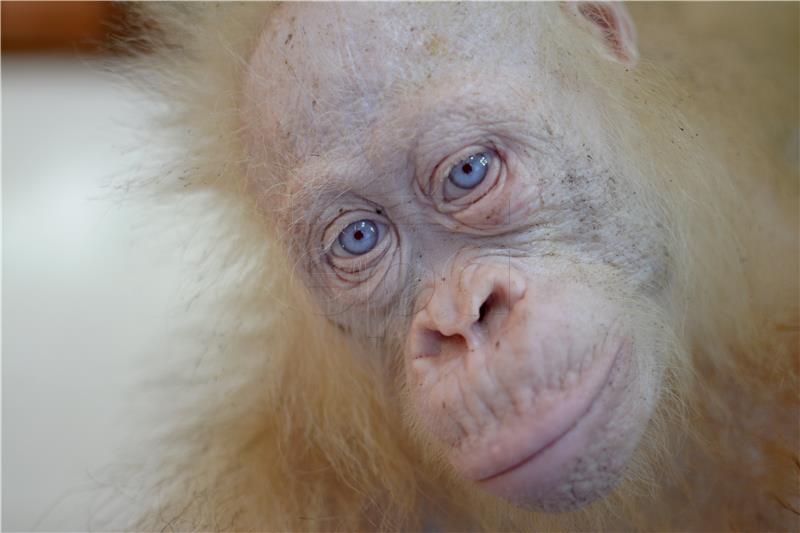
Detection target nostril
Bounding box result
[478,295,493,324]
[414,328,469,359]
[473,290,511,336]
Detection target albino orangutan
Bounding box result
[111,2,798,531]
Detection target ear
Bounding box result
[561,1,639,67]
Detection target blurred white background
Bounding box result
[3,56,187,531]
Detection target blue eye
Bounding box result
[448,152,491,190]
[338,219,380,255]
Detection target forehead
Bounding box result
[242,3,550,166]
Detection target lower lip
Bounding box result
[476,406,585,483]
[474,342,624,485]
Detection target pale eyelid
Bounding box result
[322,210,395,278]
[426,145,504,212]
[321,209,387,252]
[331,220,384,258]
[443,152,497,202]
[329,222,390,266]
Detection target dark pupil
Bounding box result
[354,230,364,241]
[462,163,473,174]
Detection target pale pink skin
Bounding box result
[242,3,667,511]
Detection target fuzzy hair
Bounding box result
[101,3,798,531]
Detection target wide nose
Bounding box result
[409,264,526,359]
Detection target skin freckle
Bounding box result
[425,34,446,56]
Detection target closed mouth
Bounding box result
[474,341,624,483]
[475,388,595,483]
